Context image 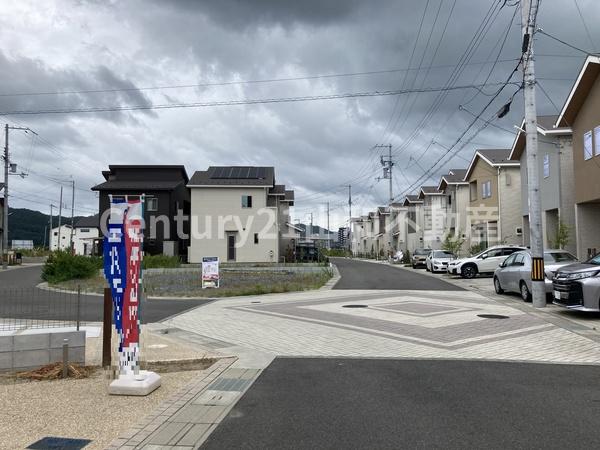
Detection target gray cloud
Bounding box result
[1,0,599,228]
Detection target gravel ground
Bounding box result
[0,368,204,450]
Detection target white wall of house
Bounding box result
[73,227,99,255]
[50,225,73,251]
[575,203,600,260]
[188,187,279,263]
[422,195,447,250]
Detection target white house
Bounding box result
[187,166,296,263]
[50,215,99,255]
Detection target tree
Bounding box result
[441,233,465,256]
[553,221,570,249]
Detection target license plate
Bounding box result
[554,291,561,300]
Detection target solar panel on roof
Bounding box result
[231,167,242,178]
[211,167,224,178]
[257,167,266,179]
[248,167,258,179]
[242,167,251,179]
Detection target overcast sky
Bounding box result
[1,0,599,230]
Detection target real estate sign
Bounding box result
[202,256,220,288]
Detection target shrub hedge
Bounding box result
[41,251,103,284]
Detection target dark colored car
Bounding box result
[412,248,432,269]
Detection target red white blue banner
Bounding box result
[103,195,144,375]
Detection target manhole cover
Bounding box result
[477,314,509,319]
[27,437,92,449]
[343,304,368,308]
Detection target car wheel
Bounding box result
[426,264,430,272]
[493,277,504,294]
[520,281,532,302]
[461,264,477,279]
[412,263,417,269]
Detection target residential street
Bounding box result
[203,358,600,450]
[0,265,210,324]
[332,257,463,290]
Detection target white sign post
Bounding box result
[202,256,220,288]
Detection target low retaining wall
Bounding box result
[0,330,85,372]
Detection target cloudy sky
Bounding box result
[1,0,599,230]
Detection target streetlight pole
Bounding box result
[2,124,33,269]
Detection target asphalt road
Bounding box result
[203,358,600,450]
[0,265,210,324]
[331,257,463,290]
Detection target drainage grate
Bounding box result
[477,314,509,319]
[342,304,368,308]
[207,377,253,392]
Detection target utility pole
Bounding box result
[57,186,63,251]
[326,202,331,249]
[2,124,33,269]
[375,144,394,204]
[521,0,545,308]
[342,184,352,253]
[49,204,54,250]
[69,179,75,253]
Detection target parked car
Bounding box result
[447,245,526,279]
[425,250,456,273]
[552,253,600,311]
[412,248,432,268]
[493,249,578,301]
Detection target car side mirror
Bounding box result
[481,254,487,259]
[499,262,506,268]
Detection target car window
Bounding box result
[485,249,503,258]
[503,254,517,266]
[544,252,577,263]
[588,254,600,265]
[433,251,453,258]
[502,248,520,256]
[513,254,525,266]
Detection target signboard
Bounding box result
[202,256,220,288]
[103,195,143,375]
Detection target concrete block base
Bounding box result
[108,370,161,396]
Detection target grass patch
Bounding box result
[143,254,181,269]
[51,268,333,297]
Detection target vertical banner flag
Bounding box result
[103,195,144,375]
[202,256,220,288]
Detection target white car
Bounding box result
[447,245,526,279]
[425,250,456,273]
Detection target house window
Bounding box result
[543,154,550,178]
[254,233,259,244]
[242,195,252,208]
[470,181,477,201]
[146,197,158,211]
[595,126,600,156]
[584,130,593,160]
[53,232,58,236]
[505,173,511,186]
[482,181,492,199]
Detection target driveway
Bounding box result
[203,358,600,450]
[0,265,210,324]
[331,257,463,290]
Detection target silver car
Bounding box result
[553,253,600,312]
[493,249,578,301]
[425,250,456,273]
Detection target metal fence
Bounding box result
[0,287,88,332]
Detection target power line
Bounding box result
[0,82,519,116]
[573,0,597,53]
[536,28,599,55]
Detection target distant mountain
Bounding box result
[7,208,89,247]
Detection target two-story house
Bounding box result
[555,55,600,259]
[402,194,424,253]
[464,149,522,248]
[438,169,469,248]
[509,115,574,253]
[389,202,408,254]
[418,186,448,250]
[92,165,190,258]
[187,166,296,263]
